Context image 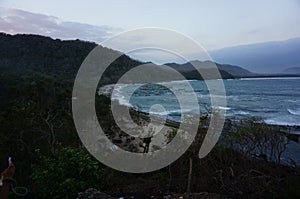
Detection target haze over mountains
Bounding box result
[282,67,300,74]
[210,37,300,74]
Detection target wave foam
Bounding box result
[149,108,195,116]
[265,117,300,126]
[212,106,231,110]
[234,111,250,115]
[288,108,300,116]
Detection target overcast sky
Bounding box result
[0,0,299,60]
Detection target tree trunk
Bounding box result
[168,164,172,193]
[187,157,193,194]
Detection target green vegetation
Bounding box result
[31,146,104,199]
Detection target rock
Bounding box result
[77,188,111,199]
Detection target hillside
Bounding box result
[165,60,254,77]
[1,32,298,97]
[0,32,236,86]
[0,32,143,86]
[216,63,256,76]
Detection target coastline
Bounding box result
[97,83,300,167]
[98,83,300,136]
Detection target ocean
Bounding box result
[110,77,300,127]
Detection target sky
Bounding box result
[0,0,300,63]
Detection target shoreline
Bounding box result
[96,87,300,167]
[128,106,300,167]
[98,83,300,137]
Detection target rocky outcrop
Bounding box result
[77,188,112,199]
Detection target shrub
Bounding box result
[31,146,104,199]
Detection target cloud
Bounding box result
[0,8,211,63]
[0,7,121,43]
[100,28,211,64]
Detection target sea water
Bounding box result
[111,77,300,126]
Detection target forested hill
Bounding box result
[0,33,95,74]
[165,60,255,77]
[0,33,237,84]
[0,32,143,85]
[0,33,145,186]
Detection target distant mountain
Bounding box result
[210,38,300,74]
[165,60,255,77]
[282,67,300,74]
[215,63,255,77]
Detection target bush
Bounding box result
[228,123,288,165]
[31,146,104,199]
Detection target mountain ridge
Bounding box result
[1,32,299,83]
[210,37,300,73]
[0,32,235,82]
[164,60,255,77]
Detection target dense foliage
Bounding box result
[31,146,104,199]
